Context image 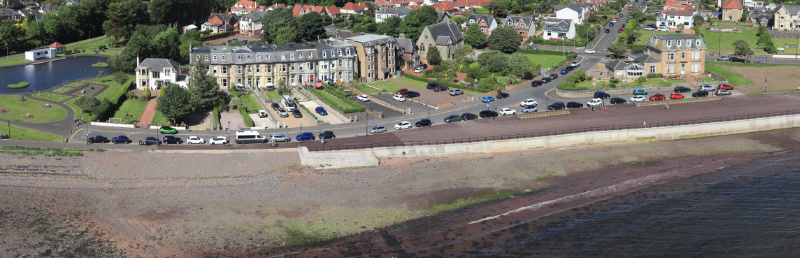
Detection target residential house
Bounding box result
[755,12,772,26]
[432,2,457,15]
[267,3,286,10]
[437,10,451,23]
[345,34,396,82]
[417,22,464,63]
[394,36,417,70]
[464,14,498,35]
[48,42,66,54]
[24,48,55,61]
[136,58,184,90]
[374,0,395,8]
[42,3,58,12]
[656,10,695,30]
[542,18,575,40]
[504,16,537,41]
[772,5,800,31]
[1,0,20,7]
[0,8,22,20]
[17,9,42,20]
[239,10,267,37]
[646,34,706,77]
[720,0,743,22]
[555,4,585,25]
[663,0,698,12]
[340,2,367,15]
[375,7,412,23]
[201,13,238,34]
[190,41,357,89]
[744,0,765,9]
[230,0,267,15]
[64,0,78,5]
[293,4,340,18]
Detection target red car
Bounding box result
[670,93,684,99]
[718,84,734,90]
[628,6,632,9]
[618,28,624,33]
[615,17,620,21]
[395,88,408,95]
[650,94,666,101]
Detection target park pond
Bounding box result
[0,56,111,94]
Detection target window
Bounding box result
[212,66,217,73]
[257,55,261,60]
[323,62,328,69]
[346,48,351,55]
[677,40,681,47]
[247,66,252,73]
[266,54,270,59]
[165,69,171,76]
[309,63,314,70]
[338,49,342,56]
[650,65,656,73]
[339,60,342,67]
[299,52,303,59]
[205,55,209,61]
[267,77,272,84]
[693,51,700,59]
[267,65,272,73]
[213,55,218,61]
[290,63,295,71]
[696,40,701,46]
[195,56,200,61]
[222,66,228,74]
[152,72,160,78]
[681,52,685,59]
[237,66,242,74]
[281,64,286,72]
[668,65,675,74]
[222,55,226,60]
[299,63,303,71]
[281,54,286,59]
[307,52,312,58]
[667,40,671,47]
[668,53,675,60]
[323,51,327,58]
[139,69,146,75]
[221,78,228,88]
[290,53,294,59]
[692,63,699,73]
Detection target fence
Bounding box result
[309,109,800,151]
[556,80,729,98]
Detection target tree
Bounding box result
[477,50,510,74]
[0,22,23,55]
[149,0,176,25]
[607,41,628,58]
[298,12,327,42]
[145,87,151,100]
[188,62,221,112]
[693,15,705,27]
[507,52,533,77]
[261,8,295,44]
[487,26,522,54]
[376,16,403,37]
[427,45,442,65]
[113,72,129,89]
[156,84,192,124]
[102,0,149,45]
[485,1,509,18]
[399,6,438,41]
[464,24,487,48]
[636,76,647,84]
[229,97,243,110]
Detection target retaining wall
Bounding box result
[91,122,135,128]
[556,80,728,98]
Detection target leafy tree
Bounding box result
[277,79,289,96]
[75,96,112,120]
[102,0,149,45]
[464,24,487,48]
[427,45,442,65]
[261,8,294,44]
[113,72,129,89]
[477,50,510,74]
[149,0,176,25]
[607,41,628,58]
[119,25,183,72]
[229,97,242,110]
[507,52,532,77]
[487,26,522,54]
[693,15,705,26]
[156,84,192,124]
[451,16,467,26]
[298,12,327,42]
[376,16,403,37]
[486,1,509,18]
[188,62,222,112]
[617,32,628,43]
[0,22,23,55]
[399,6,438,41]
[272,19,299,45]
[145,87,151,100]
[636,76,647,84]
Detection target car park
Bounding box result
[444,115,461,123]
[587,98,603,107]
[140,137,162,145]
[567,102,584,108]
[318,131,336,139]
[187,136,205,144]
[669,93,684,99]
[479,110,499,118]
[699,84,715,91]
[88,135,107,143]
[163,136,183,144]
[415,119,433,127]
[674,86,691,93]
[499,108,516,115]
[531,80,543,87]
[269,134,291,142]
[315,107,328,115]
[481,96,495,103]
[585,49,596,54]
[292,109,303,118]
[496,92,509,99]
[520,98,538,106]
[159,126,178,134]
[296,132,315,141]
[716,89,732,95]
[357,94,370,102]
[716,55,731,61]
[630,95,646,102]
[434,85,449,92]
[404,91,420,98]
[541,76,552,83]
[548,102,566,110]
[593,91,611,99]
[561,68,569,74]
[271,103,281,111]
[522,105,538,113]
[210,136,228,144]
[449,89,464,96]
[460,113,478,121]
[394,121,412,130]
[718,84,734,90]
[610,97,626,104]
[277,108,289,117]
[393,94,406,101]
[369,125,387,134]
[111,135,131,144]
[258,110,268,118]
[426,82,439,89]
[633,89,648,95]
[395,88,408,95]
[650,93,666,101]
[692,90,709,97]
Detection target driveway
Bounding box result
[299,100,348,125]
[220,111,246,130]
[372,93,435,114]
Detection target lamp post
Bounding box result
[7,118,10,138]
[365,114,368,136]
[796,35,798,58]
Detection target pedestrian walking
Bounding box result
[321,136,326,144]
[642,121,646,128]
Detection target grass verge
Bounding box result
[311,88,365,113]
[0,124,64,142]
[429,190,531,213]
[705,62,753,86]
[64,97,93,121]
[745,89,800,94]
[240,94,261,113]
[31,92,71,102]
[111,99,148,123]
[151,111,168,126]
[0,95,67,123]
[265,92,281,99]
[0,56,27,66]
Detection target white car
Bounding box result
[270,134,291,142]
[209,136,228,144]
[587,98,603,107]
[520,98,538,107]
[258,110,268,118]
[187,136,205,144]
[394,121,412,130]
[393,94,406,101]
[571,61,580,67]
[357,95,370,102]
[414,67,423,73]
[584,49,595,54]
[499,108,517,115]
[630,95,646,102]
[659,26,669,31]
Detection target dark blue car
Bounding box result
[593,91,611,99]
[561,68,569,74]
[296,132,315,141]
[0,134,8,139]
[163,136,183,144]
[139,137,161,145]
[315,107,328,115]
[111,135,132,144]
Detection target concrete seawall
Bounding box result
[300,114,800,167]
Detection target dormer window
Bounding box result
[307,52,312,58]
[677,40,681,47]
[346,48,351,55]
[687,40,691,46]
[299,52,304,59]
[338,49,342,56]
[237,56,241,60]
[290,53,294,59]
[196,56,200,61]
[222,55,226,60]
[257,55,261,60]
[667,40,672,47]
[247,55,251,60]
[204,55,209,61]
[266,54,270,59]
[323,51,327,58]
[281,54,286,59]
[696,40,700,46]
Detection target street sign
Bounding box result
[85,130,90,133]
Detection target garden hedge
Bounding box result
[239,108,253,127]
[403,73,491,93]
[314,88,366,113]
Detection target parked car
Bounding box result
[716,89,732,95]
[277,108,289,117]
[163,136,183,144]
[434,85,449,92]
[541,76,552,83]
[271,103,281,111]
[415,119,433,127]
[210,136,228,144]
[527,45,538,49]
[561,68,569,74]
[692,90,709,97]
[571,61,580,67]
[269,134,291,142]
[414,66,424,73]
[566,102,584,108]
[315,107,328,115]
[548,102,566,110]
[594,91,611,99]
[587,98,603,107]
[460,113,478,121]
[395,88,409,95]
[479,110,499,118]
[550,73,559,79]
[699,84,716,91]
[659,25,669,31]
[159,126,178,134]
[444,115,461,123]
[610,97,626,104]
[318,131,336,139]
[522,105,538,113]
[531,80,543,87]
[426,82,439,89]
[356,94,370,102]
[718,84,734,90]
[585,49,596,54]
[139,137,162,145]
[716,55,731,61]
[419,64,428,69]
[633,89,648,95]
[449,89,464,96]
[370,125,387,134]
[296,132,315,141]
[674,86,692,93]
[618,28,624,33]
[187,136,205,144]
[499,108,517,115]
[670,92,685,99]
[393,94,406,101]
[404,91,420,98]
[481,96,495,103]
[258,110,268,118]
[630,95,646,102]
[292,109,303,118]
[88,135,107,143]
[111,135,131,144]
[394,121,412,130]
[605,28,611,33]
[643,26,655,31]
[496,92,510,99]
[520,98,538,106]
[650,93,666,101]
[609,22,615,27]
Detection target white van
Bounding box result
[235,130,266,144]
[281,95,296,111]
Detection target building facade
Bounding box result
[464,14,498,35]
[720,0,743,22]
[645,34,706,77]
[345,34,396,82]
[773,5,800,31]
[505,16,537,40]
[656,10,695,29]
[239,10,267,37]
[136,58,183,90]
[375,6,412,23]
[542,18,575,40]
[417,22,464,63]
[555,4,584,25]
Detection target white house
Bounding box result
[656,10,695,29]
[136,58,186,90]
[542,18,575,40]
[555,4,584,25]
[375,6,412,23]
[24,48,55,61]
[239,10,267,37]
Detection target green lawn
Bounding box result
[151,111,169,126]
[64,97,93,121]
[522,53,568,72]
[66,37,116,55]
[0,95,67,123]
[0,123,64,142]
[64,36,110,48]
[265,92,281,99]
[705,62,753,86]
[31,92,71,102]
[111,99,148,123]
[314,90,360,110]
[365,80,408,94]
[576,78,685,90]
[395,77,426,89]
[698,29,799,54]
[53,86,75,93]
[84,74,133,104]
[0,56,27,66]
[240,94,261,113]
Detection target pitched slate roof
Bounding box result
[241,10,267,21]
[556,4,583,14]
[605,59,626,70]
[633,54,660,63]
[543,18,572,33]
[647,34,706,51]
[395,38,415,54]
[138,58,180,72]
[664,10,694,16]
[505,16,534,27]
[377,6,412,16]
[425,22,463,46]
[776,4,800,15]
[208,13,237,22]
[466,13,495,26]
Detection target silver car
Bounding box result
[277,108,289,117]
[270,134,291,142]
[369,125,387,134]
[716,89,732,95]
[716,55,731,61]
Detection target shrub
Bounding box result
[636,76,647,84]
[522,71,535,80]
[239,108,253,127]
[213,107,220,128]
[229,97,242,110]
[647,73,664,78]
[404,73,487,92]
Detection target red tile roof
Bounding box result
[721,0,743,9]
[433,2,456,11]
[49,42,64,48]
[231,0,266,12]
[342,2,367,11]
